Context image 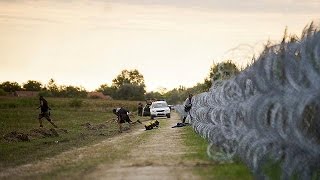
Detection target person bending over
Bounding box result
[113,107,133,133]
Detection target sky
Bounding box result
[0,0,319,92]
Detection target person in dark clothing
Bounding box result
[113,107,133,133]
[182,93,193,124]
[38,96,58,128]
[137,102,143,116]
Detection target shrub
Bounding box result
[38,91,53,97]
[0,88,7,96]
[69,98,83,108]
[89,95,101,99]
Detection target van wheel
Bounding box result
[151,115,155,120]
[166,114,171,118]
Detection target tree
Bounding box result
[65,86,87,98]
[0,88,7,96]
[185,82,207,95]
[111,69,146,100]
[59,85,87,98]
[23,80,42,91]
[204,61,239,90]
[115,84,145,100]
[41,79,88,98]
[112,69,145,88]
[162,61,239,104]
[163,88,182,104]
[47,79,59,96]
[96,84,117,97]
[145,91,163,100]
[0,81,22,92]
[156,87,167,95]
[163,87,189,104]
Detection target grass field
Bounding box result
[182,126,320,179]
[0,96,268,179]
[182,126,253,180]
[0,96,146,168]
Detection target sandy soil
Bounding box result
[0,113,200,180]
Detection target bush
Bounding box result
[69,98,83,108]
[38,91,53,97]
[89,95,101,99]
[0,88,7,96]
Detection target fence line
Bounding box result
[178,24,320,179]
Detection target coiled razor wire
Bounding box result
[177,25,320,179]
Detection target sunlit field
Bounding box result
[0,97,146,167]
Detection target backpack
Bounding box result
[144,120,159,130]
[41,99,49,112]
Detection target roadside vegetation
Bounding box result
[182,126,253,180]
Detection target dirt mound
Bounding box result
[81,122,107,130]
[29,128,59,138]
[29,128,68,139]
[3,128,69,142]
[3,131,30,142]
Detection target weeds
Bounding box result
[69,98,83,108]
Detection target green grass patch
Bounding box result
[0,97,147,168]
[262,159,282,180]
[182,126,253,180]
[262,159,320,180]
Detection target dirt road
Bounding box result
[0,113,201,180]
[86,113,199,180]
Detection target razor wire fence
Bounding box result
[177,24,320,179]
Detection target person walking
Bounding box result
[38,96,58,128]
[137,102,143,116]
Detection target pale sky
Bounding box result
[0,0,319,92]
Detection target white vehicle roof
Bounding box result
[152,100,168,104]
[151,101,168,108]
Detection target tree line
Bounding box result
[0,61,239,103]
[0,79,87,98]
[96,61,239,104]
